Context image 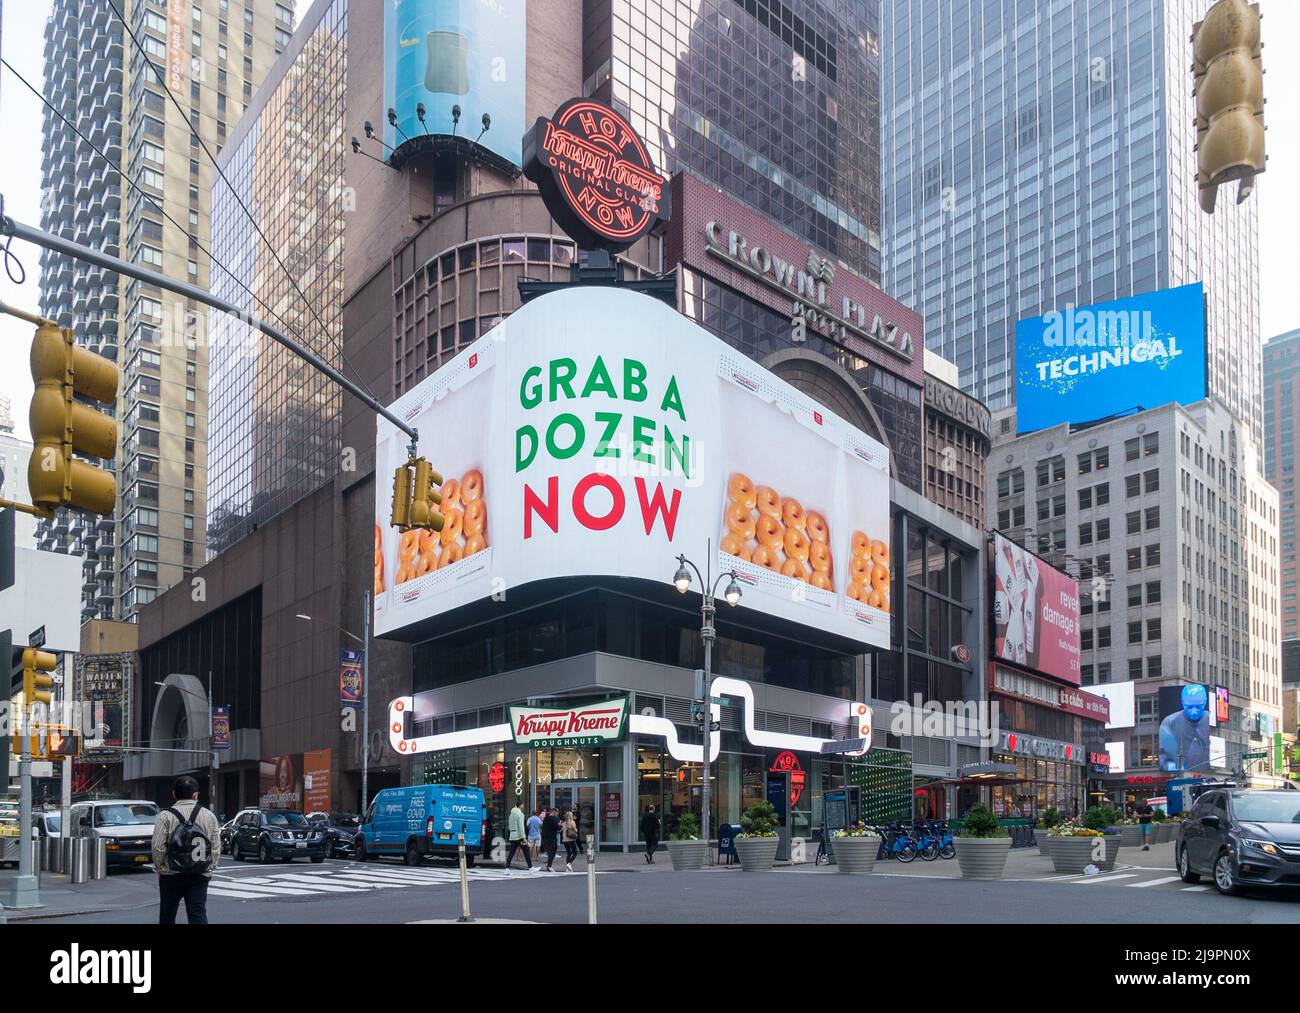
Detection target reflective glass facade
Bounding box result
[584,0,883,280]
[207,0,348,555]
[882,0,1261,450]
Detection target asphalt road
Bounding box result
[17,859,1300,925]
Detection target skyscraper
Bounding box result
[35,0,289,622]
[881,0,1262,448]
[1263,328,1299,645]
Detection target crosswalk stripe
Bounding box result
[1073,873,1138,885]
[1182,885,1211,892]
[256,875,372,892]
[334,869,454,884]
[311,875,411,889]
[208,886,299,899]
[207,882,322,896]
[1127,876,1184,888]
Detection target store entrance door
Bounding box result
[550,784,598,849]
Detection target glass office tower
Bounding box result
[881,0,1261,448]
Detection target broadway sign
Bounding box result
[509,697,630,749]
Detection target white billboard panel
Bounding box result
[1088,682,1136,729]
[374,288,892,647]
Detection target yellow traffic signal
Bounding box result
[1193,0,1265,213]
[28,320,119,517]
[389,458,444,531]
[22,648,57,709]
[408,458,445,531]
[390,461,413,529]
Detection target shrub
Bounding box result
[670,812,699,842]
[738,800,777,838]
[958,803,1007,839]
[1039,806,1064,829]
[1081,805,1120,831]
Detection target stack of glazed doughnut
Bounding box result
[374,523,385,596]
[720,472,835,591]
[394,468,488,585]
[847,530,891,612]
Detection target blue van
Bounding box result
[356,784,487,866]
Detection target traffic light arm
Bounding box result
[0,497,51,519]
[1,215,420,456]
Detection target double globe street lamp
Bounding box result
[672,545,742,858]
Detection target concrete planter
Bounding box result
[1117,825,1142,848]
[1049,833,1121,874]
[667,840,709,871]
[735,836,779,872]
[1036,832,1060,861]
[1155,823,1173,844]
[831,835,881,874]
[955,836,1012,880]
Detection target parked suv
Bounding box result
[1176,788,1300,895]
[230,810,327,864]
[220,808,261,855]
[69,800,160,868]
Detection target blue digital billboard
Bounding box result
[384,0,527,168]
[1015,282,1207,433]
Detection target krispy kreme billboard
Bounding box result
[373,286,891,647]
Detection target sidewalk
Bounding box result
[0,867,161,922]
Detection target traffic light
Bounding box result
[46,725,79,759]
[1192,0,1265,214]
[28,320,119,517]
[408,458,444,531]
[21,648,56,710]
[390,462,413,529]
[389,458,444,531]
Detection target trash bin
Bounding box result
[91,837,108,880]
[70,837,90,884]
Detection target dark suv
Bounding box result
[1177,788,1300,895]
[230,810,327,864]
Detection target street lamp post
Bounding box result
[297,591,370,813]
[672,541,742,859]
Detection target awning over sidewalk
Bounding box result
[938,761,1025,787]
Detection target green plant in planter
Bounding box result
[1039,807,1063,830]
[958,803,1007,839]
[670,812,700,842]
[1081,805,1120,831]
[738,800,777,838]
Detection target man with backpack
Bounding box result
[151,775,221,924]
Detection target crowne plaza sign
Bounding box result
[509,697,630,748]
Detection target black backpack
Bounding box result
[165,805,213,873]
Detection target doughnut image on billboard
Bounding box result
[991,533,1080,685]
[373,287,891,648]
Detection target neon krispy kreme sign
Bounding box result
[523,99,670,252]
[703,222,914,362]
[509,697,630,748]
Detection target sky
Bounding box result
[1,1,1297,448]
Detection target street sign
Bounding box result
[29,626,45,649]
[709,721,720,732]
[1242,751,1268,759]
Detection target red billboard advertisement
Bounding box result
[991,533,1081,685]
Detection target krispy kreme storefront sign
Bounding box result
[997,730,1084,765]
[510,698,630,748]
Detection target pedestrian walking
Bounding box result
[505,801,534,873]
[562,808,580,871]
[526,807,543,864]
[151,774,220,924]
[541,806,561,871]
[1137,800,1154,851]
[640,804,661,864]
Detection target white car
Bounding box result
[69,799,160,868]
